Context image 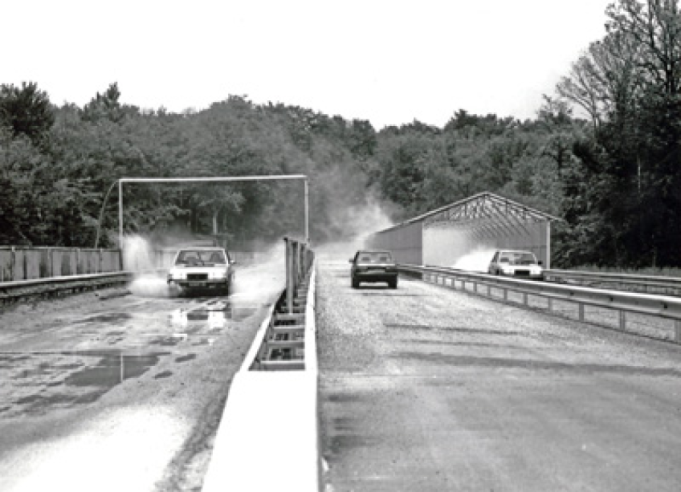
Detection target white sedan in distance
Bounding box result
[488,250,543,280]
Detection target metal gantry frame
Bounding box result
[422,192,557,232]
[117,175,309,247]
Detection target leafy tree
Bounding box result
[82,82,125,123]
[554,0,681,267]
[0,81,54,145]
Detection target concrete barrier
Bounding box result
[201,371,318,491]
[202,264,318,492]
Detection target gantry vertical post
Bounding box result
[546,221,551,270]
[304,178,309,244]
[118,179,123,250]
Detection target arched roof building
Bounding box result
[366,192,560,269]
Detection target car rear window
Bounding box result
[357,252,393,263]
[175,250,226,265]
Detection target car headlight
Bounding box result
[169,270,186,280]
[501,266,514,274]
[209,270,227,280]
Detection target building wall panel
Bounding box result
[423,221,550,269]
[366,222,423,265]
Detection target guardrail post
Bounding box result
[619,311,626,331]
[675,321,681,343]
[285,238,293,314]
[547,298,553,312]
[523,292,528,306]
[579,303,585,322]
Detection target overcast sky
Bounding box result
[4,0,613,129]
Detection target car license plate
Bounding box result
[191,282,206,286]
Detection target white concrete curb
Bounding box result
[202,264,318,492]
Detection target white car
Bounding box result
[167,247,235,295]
[488,250,543,280]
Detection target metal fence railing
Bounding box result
[0,272,132,306]
[400,264,681,344]
[0,247,121,282]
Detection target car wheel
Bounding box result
[351,278,359,289]
[389,279,398,289]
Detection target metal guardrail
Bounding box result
[399,264,681,344]
[284,237,315,315]
[178,238,319,492]
[544,269,681,296]
[0,271,133,305]
[244,238,316,371]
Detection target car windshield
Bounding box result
[175,250,226,266]
[357,252,393,264]
[500,252,538,265]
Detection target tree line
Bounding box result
[1,0,680,268]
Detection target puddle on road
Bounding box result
[3,350,171,416]
[3,299,265,417]
[73,313,134,324]
[64,352,166,387]
[175,353,196,363]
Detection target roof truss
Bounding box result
[416,192,558,235]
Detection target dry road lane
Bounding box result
[317,257,681,491]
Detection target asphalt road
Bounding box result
[0,262,283,492]
[316,256,681,491]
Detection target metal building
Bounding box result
[366,192,560,269]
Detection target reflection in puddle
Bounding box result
[5,350,170,416]
[65,353,165,387]
[170,303,258,330]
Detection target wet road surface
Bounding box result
[316,257,681,491]
[0,262,283,492]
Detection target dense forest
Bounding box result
[1,0,681,268]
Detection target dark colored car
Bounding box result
[349,250,398,289]
[167,247,236,295]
